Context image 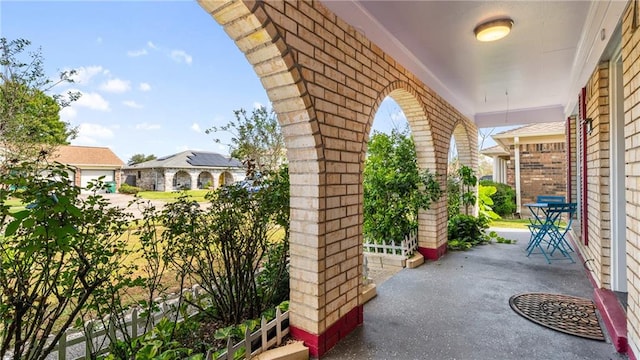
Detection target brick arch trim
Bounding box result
[198,0,323,168]
[366,81,438,172]
[451,120,476,168]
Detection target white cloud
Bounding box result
[139,82,151,92]
[73,137,98,146]
[216,143,230,154]
[72,123,114,146]
[390,110,407,123]
[135,122,161,130]
[170,50,192,65]
[253,102,264,109]
[175,145,189,152]
[147,41,157,49]
[80,123,114,138]
[74,91,110,111]
[69,66,107,85]
[59,107,77,121]
[96,37,103,44]
[100,78,131,93]
[127,48,148,57]
[123,100,143,109]
[190,123,201,133]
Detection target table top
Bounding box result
[524,203,549,208]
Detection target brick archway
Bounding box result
[200,0,476,357]
[451,121,477,169]
[199,2,351,357]
[449,121,479,217]
[368,83,447,259]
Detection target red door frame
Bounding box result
[579,87,589,246]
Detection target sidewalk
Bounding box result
[323,229,626,360]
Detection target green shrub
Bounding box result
[447,175,461,218]
[478,184,500,221]
[364,129,441,246]
[447,214,490,250]
[119,183,143,194]
[0,160,135,359]
[479,180,516,217]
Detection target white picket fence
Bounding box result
[49,285,289,360]
[363,229,418,257]
[211,307,289,360]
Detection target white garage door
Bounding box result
[80,169,114,192]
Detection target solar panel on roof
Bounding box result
[187,152,240,167]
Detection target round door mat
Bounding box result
[509,293,605,341]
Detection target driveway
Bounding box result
[80,193,168,219]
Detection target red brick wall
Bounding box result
[506,142,567,207]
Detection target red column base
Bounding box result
[289,305,363,358]
[418,243,447,260]
[593,288,628,353]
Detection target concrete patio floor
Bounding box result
[323,229,627,360]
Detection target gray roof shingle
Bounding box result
[125,150,243,169]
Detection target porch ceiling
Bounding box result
[323,1,626,128]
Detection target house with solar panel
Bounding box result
[122,150,245,191]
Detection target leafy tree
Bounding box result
[206,106,286,173]
[364,128,441,245]
[128,153,157,165]
[0,158,135,360]
[0,38,79,167]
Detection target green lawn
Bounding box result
[136,189,211,203]
[489,218,567,230]
[489,218,530,229]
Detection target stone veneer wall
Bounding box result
[198,0,478,356]
[122,168,245,191]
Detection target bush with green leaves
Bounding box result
[447,166,492,250]
[103,318,205,360]
[364,128,441,246]
[447,175,462,218]
[119,183,143,194]
[447,169,516,249]
[148,163,291,328]
[479,180,516,217]
[478,184,500,221]
[447,214,490,250]
[0,159,135,360]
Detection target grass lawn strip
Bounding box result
[136,189,210,203]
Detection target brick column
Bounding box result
[199,0,477,356]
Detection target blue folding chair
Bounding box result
[547,203,577,258]
[536,195,566,204]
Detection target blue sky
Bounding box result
[2,1,496,164]
[2,1,274,162]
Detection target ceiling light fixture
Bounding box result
[474,18,513,42]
